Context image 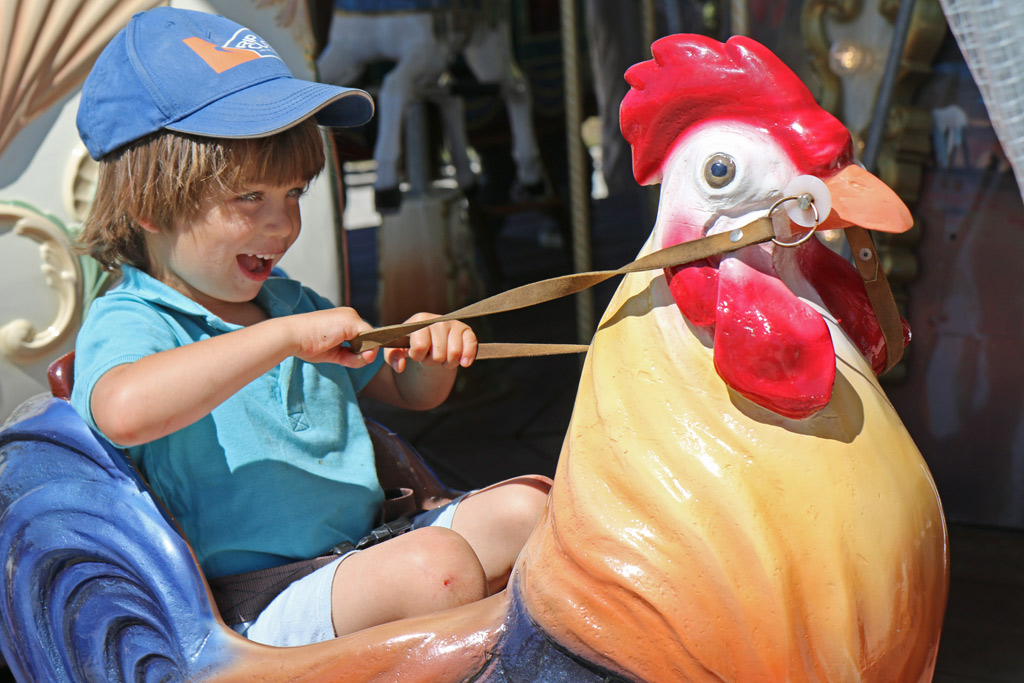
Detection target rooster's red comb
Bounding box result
[621,35,852,185]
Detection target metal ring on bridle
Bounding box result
[768,194,820,248]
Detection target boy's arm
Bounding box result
[360,314,477,411]
[91,307,377,447]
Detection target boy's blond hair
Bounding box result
[79,117,326,271]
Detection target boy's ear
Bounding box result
[136,216,161,234]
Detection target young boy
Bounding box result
[70,7,550,648]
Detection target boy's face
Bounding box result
[144,180,307,316]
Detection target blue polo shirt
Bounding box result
[71,266,385,578]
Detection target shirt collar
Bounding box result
[117,265,304,329]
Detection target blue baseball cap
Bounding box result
[77,7,374,160]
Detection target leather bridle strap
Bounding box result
[348,216,776,357]
[349,216,905,374]
[843,226,906,374]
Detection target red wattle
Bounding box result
[666,262,718,327]
[794,238,910,375]
[712,257,835,419]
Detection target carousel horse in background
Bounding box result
[317,0,545,212]
[0,35,948,682]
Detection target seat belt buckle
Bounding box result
[354,517,415,550]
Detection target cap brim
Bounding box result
[165,78,374,139]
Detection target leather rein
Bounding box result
[349,196,906,375]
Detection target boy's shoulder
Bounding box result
[83,267,221,343]
[91,267,200,318]
[260,275,337,316]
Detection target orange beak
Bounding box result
[818,164,913,234]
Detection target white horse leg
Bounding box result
[373,48,452,207]
[372,69,411,197]
[437,94,478,190]
[316,21,366,86]
[463,25,544,193]
[317,14,449,211]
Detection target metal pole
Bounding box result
[731,0,748,36]
[641,0,656,51]
[560,0,594,344]
[862,0,916,173]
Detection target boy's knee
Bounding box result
[497,476,551,531]
[404,527,486,605]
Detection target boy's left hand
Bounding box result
[383,313,477,373]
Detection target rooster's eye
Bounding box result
[703,154,736,189]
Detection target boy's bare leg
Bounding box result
[330,526,486,637]
[450,475,552,594]
[329,475,550,636]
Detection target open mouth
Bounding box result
[237,253,276,280]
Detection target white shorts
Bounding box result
[238,495,465,647]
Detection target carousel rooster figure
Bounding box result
[509,33,950,681]
[0,35,947,683]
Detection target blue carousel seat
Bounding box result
[0,392,232,681]
[0,352,458,682]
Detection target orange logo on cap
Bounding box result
[183,37,260,74]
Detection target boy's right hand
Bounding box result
[291,307,379,367]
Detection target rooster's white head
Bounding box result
[621,35,912,419]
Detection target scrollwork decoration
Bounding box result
[0,203,82,364]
